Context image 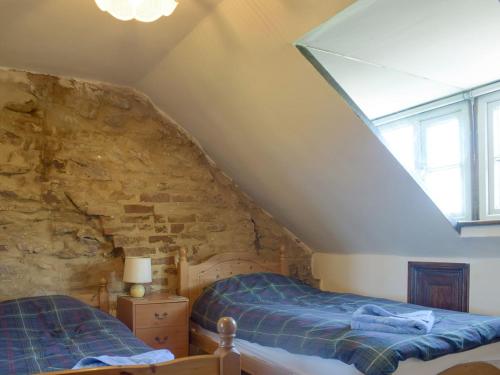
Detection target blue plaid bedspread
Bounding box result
[0,295,152,374]
[192,273,500,375]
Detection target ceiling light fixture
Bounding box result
[95,0,178,22]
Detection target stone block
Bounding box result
[158,245,180,254]
[41,190,61,205]
[154,225,168,233]
[140,193,170,202]
[168,213,196,223]
[102,225,136,236]
[113,236,147,247]
[180,233,207,241]
[137,224,152,231]
[170,223,184,234]
[149,235,176,244]
[109,191,134,201]
[123,247,156,256]
[76,228,105,243]
[4,93,38,113]
[154,215,166,223]
[0,129,23,146]
[121,215,152,224]
[206,223,227,232]
[171,194,195,203]
[196,212,217,222]
[66,159,111,181]
[124,204,154,214]
[101,92,131,110]
[86,204,121,216]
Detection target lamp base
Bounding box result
[130,284,146,298]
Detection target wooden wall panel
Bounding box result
[408,262,470,312]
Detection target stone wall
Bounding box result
[0,69,313,307]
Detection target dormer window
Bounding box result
[296,0,500,229]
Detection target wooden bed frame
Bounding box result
[42,316,240,375]
[177,246,500,375]
[178,246,288,314]
[178,246,296,374]
[0,279,240,375]
[72,278,110,314]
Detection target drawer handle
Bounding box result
[155,336,169,344]
[154,312,169,320]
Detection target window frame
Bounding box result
[477,90,500,220]
[376,102,472,220]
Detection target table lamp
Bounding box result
[123,256,152,298]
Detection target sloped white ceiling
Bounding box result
[1,0,500,257]
[300,0,500,119]
[0,0,223,84]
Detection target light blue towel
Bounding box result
[351,304,435,335]
[72,349,175,369]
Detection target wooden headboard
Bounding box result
[178,246,289,313]
[1,279,110,313]
[71,278,110,313]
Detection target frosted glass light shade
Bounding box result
[95,0,178,22]
[123,257,152,283]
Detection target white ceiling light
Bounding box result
[95,0,178,22]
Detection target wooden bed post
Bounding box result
[178,247,189,299]
[98,278,109,313]
[215,317,240,375]
[280,244,289,276]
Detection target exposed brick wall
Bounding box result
[0,69,314,309]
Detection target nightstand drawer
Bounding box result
[137,326,188,351]
[135,302,187,328]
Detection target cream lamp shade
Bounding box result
[123,257,152,297]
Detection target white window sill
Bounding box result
[457,220,500,238]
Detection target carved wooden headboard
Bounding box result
[1,279,110,313]
[70,278,110,313]
[178,247,289,313]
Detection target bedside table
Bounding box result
[117,293,189,358]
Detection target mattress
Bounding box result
[194,323,500,375]
[192,272,500,375]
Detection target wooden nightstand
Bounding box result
[117,293,189,358]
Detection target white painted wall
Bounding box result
[313,253,500,315]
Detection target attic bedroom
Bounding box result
[1,1,500,375]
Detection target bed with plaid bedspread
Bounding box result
[0,295,152,375]
[191,272,500,375]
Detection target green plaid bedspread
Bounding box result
[0,295,152,374]
[191,273,500,375]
